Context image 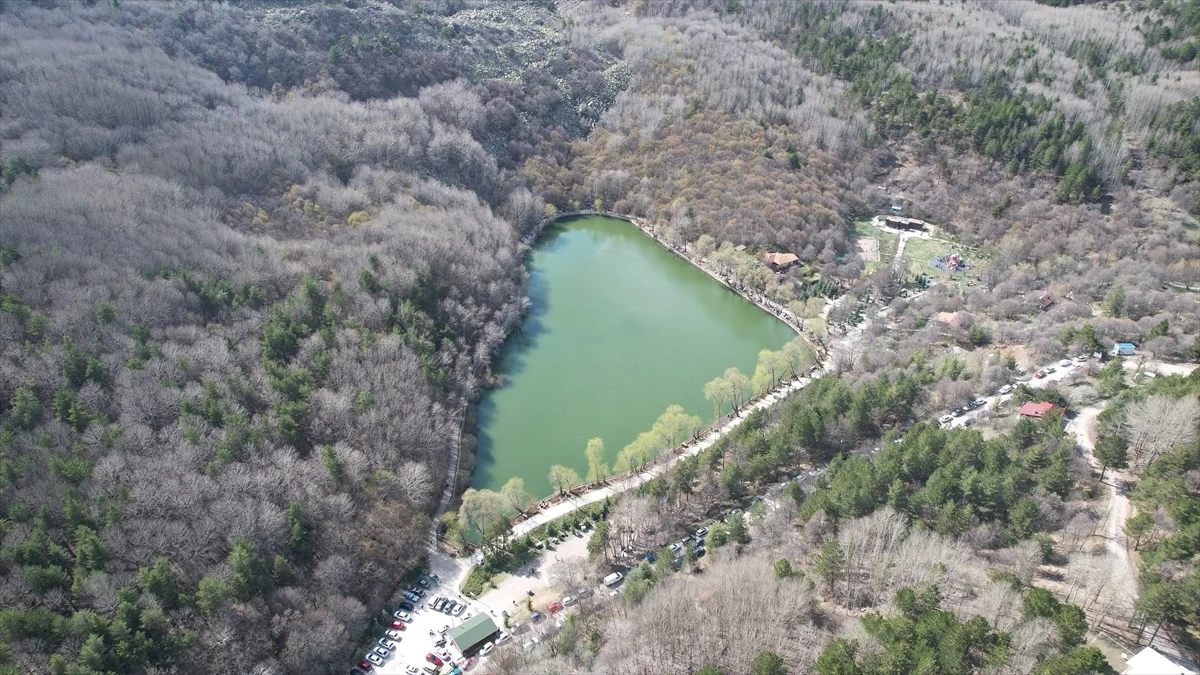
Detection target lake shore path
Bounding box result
[507,371,815,539]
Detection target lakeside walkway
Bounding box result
[509,374,813,538]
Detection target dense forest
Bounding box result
[0,1,619,672]
[2,0,1199,672]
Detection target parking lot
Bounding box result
[937,355,1092,430]
[359,568,509,675]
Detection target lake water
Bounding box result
[471,215,796,497]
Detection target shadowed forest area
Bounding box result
[1,0,1199,673]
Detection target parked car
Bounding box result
[365,654,384,667]
[434,637,447,648]
[432,598,446,611]
[972,398,986,407]
[385,629,403,640]
[1075,354,1089,363]
[371,647,391,660]
[1058,359,1072,367]
[378,638,397,650]
[530,611,542,622]
[693,545,706,558]
[480,642,495,656]
[1046,366,1057,374]
[405,666,421,675]
[695,527,709,538]
[644,551,657,563]
[403,591,420,603]
[357,661,374,672]
[393,611,412,622]
[388,619,406,630]
[452,603,465,616]
[952,408,965,417]
[426,654,443,666]
[669,542,682,554]
[398,601,415,612]
[938,415,953,425]
[435,647,451,661]
[496,631,511,644]
[998,384,1013,395]
[547,601,564,613]
[603,572,624,586]
[562,595,576,606]
[1035,370,1047,379]
[409,587,424,598]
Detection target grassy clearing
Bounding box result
[852,220,900,272]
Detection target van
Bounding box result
[603,572,624,586]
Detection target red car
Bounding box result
[1035,370,1047,379]
[547,601,564,613]
[387,619,406,630]
[426,654,443,666]
[357,661,373,672]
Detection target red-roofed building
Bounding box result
[763,252,799,271]
[1018,401,1062,419]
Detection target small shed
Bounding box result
[447,613,499,656]
[1124,647,1196,675]
[1018,401,1061,419]
[1112,342,1136,356]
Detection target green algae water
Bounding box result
[472,216,796,498]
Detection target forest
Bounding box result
[2,0,1200,673]
[0,1,617,672]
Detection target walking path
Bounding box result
[510,375,812,538]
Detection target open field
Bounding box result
[852,220,899,272]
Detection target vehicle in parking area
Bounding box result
[1075,354,1088,362]
[998,384,1013,395]
[357,660,374,672]
[394,611,412,622]
[366,654,384,666]
[435,647,451,661]
[695,526,708,538]
[371,647,390,660]
[452,603,465,616]
[385,629,403,640]
[351,668,368,675]
[938,415,953,425]
[693,545,706,558]
[603,572,624,586]
[432,598,446,611]
[426,654,443,666]
[972,398,986,408]
[644,550,657,563]
[547,601,564,612]
[1046,366,1057,374]
[409,587,424,597]
[952,408,965,416]
[1058,359,1072,367]
[405,666,421,675]
[1035,370,1047,379]
[403,591,420,603]
[562,595,577,606]
[378,637,397,650]
[480,642,495,656]
[496,631,511,644]
[388,619,406,630]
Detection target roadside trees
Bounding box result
[584,437,609,483]
[1093,435,1128,481]
[548,465,582,497]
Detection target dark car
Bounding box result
[399,601,415,612]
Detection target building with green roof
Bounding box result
[446,613,499,656]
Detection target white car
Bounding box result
[998,385,1013,395]
[435,647,451,660]
[366,654,385,666]
[479,642,495,656]
[562,595,576,606]
[385,629,403,640]
[495,631,511,644]
[1075,354,1088,362]
[393,611,412,622]
[405,667,421,675]
[1058,359,1072,367]
[452,603,466,616]
[378,637,397,650]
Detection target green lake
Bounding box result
[471,215,797,498]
